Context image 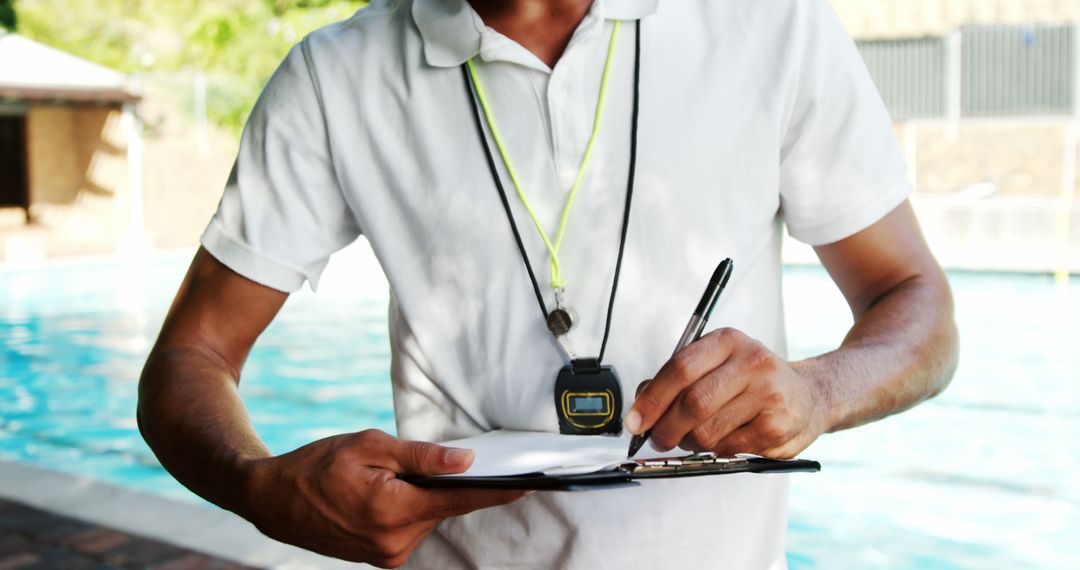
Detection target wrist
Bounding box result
[216,451,274,521]
[791,356,840,434]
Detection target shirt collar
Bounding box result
[412,0,659,68]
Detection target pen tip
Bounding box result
[627,435,644,459]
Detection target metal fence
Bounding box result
[856,24,1079,120]
[962,24,1076,116]
[858,37,949,120]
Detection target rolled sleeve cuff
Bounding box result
[786,177,914,246]
[200,218,310,293]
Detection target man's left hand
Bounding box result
[623,327,830,459]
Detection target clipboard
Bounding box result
[403,451,820,491]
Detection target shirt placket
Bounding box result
[547,19,605,190]
[548,64,577,189]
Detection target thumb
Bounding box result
[391,439,475,476]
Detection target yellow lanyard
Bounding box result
[465,20,622,292]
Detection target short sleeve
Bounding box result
[778,0,912,246]
[201,39,361,292]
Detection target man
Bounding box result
[138,0,959,568]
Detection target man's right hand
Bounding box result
[239,429,527,568]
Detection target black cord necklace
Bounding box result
[462,19,641,366]
[462,20,642,435]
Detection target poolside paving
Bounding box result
[0,498,255,570]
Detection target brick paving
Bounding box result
[0,498,255,570]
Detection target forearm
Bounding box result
[793,274,958,432]
[137,345,270,514]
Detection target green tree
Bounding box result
[0,0,16,32]
[12,0,365,132]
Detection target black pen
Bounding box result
[627,258,734,458]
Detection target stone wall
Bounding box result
[0,104,131,260]
[26,105,125,207]
[25,106,82,206]
[0,100,236,262]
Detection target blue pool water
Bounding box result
[1,245,1078,568]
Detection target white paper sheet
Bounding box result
[438,430,683,477]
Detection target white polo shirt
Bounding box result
[201,0,911,567]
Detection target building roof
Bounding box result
[0,32,138,104]
[832,0,1080,39]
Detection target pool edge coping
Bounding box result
[0,459,360,569]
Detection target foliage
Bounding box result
[11,0,366,133]
[0,0,15,31]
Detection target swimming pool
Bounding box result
[1,244,1077,568]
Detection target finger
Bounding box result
[709,422,760,456]
[635,380,651,399]
[678,391,761,451]
[360,474,522,528]
[711,414,794,457]
[354,430,475,476]
[759,428,816,460]
[419,487,530,520]
[645,364,750,451]
[625,328,743,435]
[392,440,475,476]
[759,440,803,461]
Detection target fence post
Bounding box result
[1057,24,1080,284]
[1058,122,1076,284]
[947,29,962,142]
